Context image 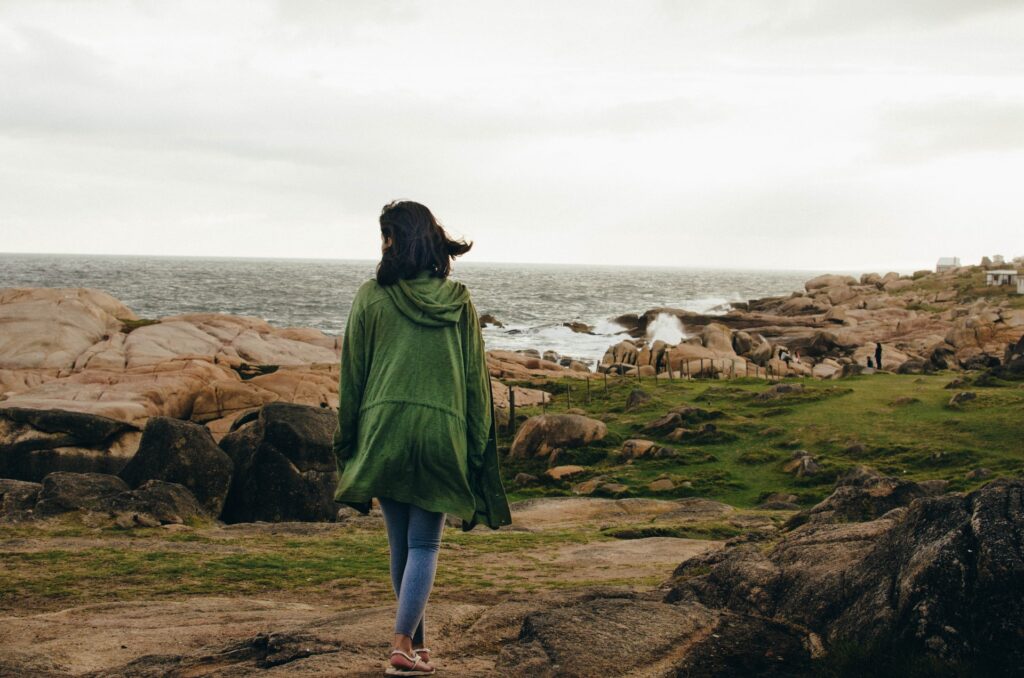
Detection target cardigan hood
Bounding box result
[383,269,470,327]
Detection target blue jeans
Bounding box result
[378,497,446,645]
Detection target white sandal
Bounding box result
[385,648,435,676]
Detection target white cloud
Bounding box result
[0,0,1022,271]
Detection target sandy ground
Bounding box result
[0,497,731,677]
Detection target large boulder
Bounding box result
[667,478,1024,673]
[805,274,857,292]
[487,350,580,380]
[219,402,339,523]
[508,414,607,460]
[779,295,830,315]
[494,592,813,677]
[0,287,136,370]
[0,358,236,425]
[731,330,753,355]
[601,340,639,367]
[994,334,1024,379]
[32,471,130,516]
[118,416,234,517]
[105,479,211,526]
[0,478,41,520]
[785,465,932,528]
[701,323,735,356]
[31,471,210,526]
[0,408,141,482]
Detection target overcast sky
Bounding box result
[1,1,1022,271]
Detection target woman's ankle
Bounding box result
[393,633,414,654]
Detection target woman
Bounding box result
[332,200,512,676]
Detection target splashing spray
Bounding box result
[646,312,687,345]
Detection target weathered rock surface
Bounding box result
[32,471,131,516]
[508,414,607,460]
[105,479,211,526]
[0,287,137,370]
[785,465,932,528]
[0,407,141,481]
[600,266,1024,379]
[219,403,338,523]
[21,471,208,526]
[0,478,41,519]
[118,416,234,517]
[665,477,1024,673]
[487,350,586,380]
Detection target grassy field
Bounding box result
[500,371,1024,507]
[0,514,653,612]
[2,370,1020,618]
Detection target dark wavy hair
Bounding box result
[376,200,472,286]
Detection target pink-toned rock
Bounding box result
[621,439,659,460]
[883,279,914,293]
[602,340,640,367]
[805,274,857,291]
[248,365,339,408]
[546,465,586,480]
[780,296,829,315]
[0,359,235,426]
[204,414,246,443]
[487,350,582,380]
[663,343,716,371]
[509,414,608,459]
[0,288,135,370]
[0,368,59,397]
[701,323,735,356]
[191,379,279,424]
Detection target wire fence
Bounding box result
[502,356,803,437]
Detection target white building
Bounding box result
[1018,277,1024,295]
[985,269,1019,286]
[936,257,960,272]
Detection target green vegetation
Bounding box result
[0,519,614,611]
[500,372,1024,507]
[897,266,1024,309]
[118,317,160,333]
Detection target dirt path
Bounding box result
[0,498,732,676]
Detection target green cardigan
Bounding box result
[332,270,512,531]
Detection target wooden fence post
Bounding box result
[508,384,516,436]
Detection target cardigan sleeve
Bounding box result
[462,298,491,473]
[332,288,367,471]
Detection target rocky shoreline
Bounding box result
[1,266,1023,675]
[595,266,1024,380]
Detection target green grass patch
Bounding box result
[499,371,1024,507]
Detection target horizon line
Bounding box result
[0,250,929,275]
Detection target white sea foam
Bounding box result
[646,312,687,345]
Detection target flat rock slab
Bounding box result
[551,537,721,576]
[509,496,733,531]
[0,596,498,677]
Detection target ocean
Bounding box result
[0,253,829,365]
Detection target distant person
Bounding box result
[875,342,883,371]
[867,356,874,368]
[332,201,511,676]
